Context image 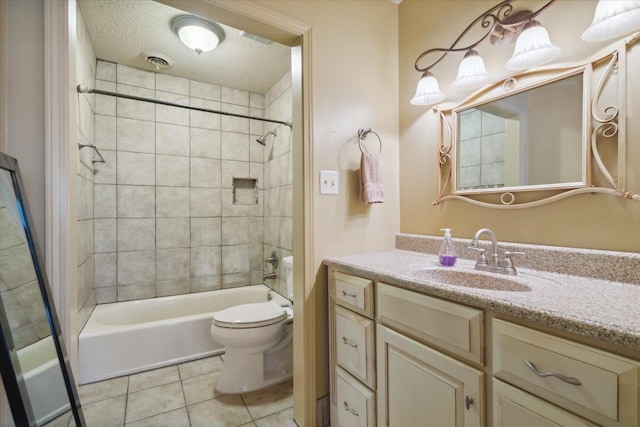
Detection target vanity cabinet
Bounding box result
[328,265,640,427]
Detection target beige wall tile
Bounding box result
[117,117,155,153]
[156,155,190,187]
[156,217,190,249]
[191,217,221,247]
[191,128,221,159]
[191,158,221,188]
[117,251,155,285]
[117,185,156,218]
[118,218,155,251]
[190,188,221,218]
[156,186,190,217]
[156,123,189,156]
[156,249,190,281]
[117,151,155,185]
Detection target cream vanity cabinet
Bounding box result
[328,266,640,427]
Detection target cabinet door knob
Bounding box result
[465,395,474,410]
[525,360,582,385]
[342,337,358,348]
[343,401,359,416]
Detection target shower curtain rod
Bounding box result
[76,85,293,128]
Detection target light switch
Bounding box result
[320,170,339,195]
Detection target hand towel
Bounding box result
[360,152,384,204]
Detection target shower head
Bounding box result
[256,129,277,146]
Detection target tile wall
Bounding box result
[76,7,97,330]
[458,109,506,190]
[92,60,292,303]
[263,72,293,298]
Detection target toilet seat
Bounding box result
[213,301,286,329]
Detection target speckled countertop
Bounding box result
[323,243,640,353]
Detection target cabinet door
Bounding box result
[376,325,484,427]
[493,379,599,427]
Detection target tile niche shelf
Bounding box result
[232,178,258,205]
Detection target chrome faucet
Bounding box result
[468,228,524,275]
[264,250,279,281]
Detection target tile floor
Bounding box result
[76,355,296,427]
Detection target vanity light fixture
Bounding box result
[411,0,558,106]
[171,15,225,55]
[582,0,640,42]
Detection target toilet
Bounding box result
[210,256,294,394]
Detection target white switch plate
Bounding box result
[320,170,339,195]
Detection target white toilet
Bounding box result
[210,256,294,393]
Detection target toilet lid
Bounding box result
[213,301,287,328]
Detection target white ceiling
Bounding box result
[77,0,292,94]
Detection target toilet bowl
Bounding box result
[210,260,294,393]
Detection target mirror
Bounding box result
[455,72,585,192]
[434,36,640,208]
[0,152,85,426]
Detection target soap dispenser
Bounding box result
[438,228,457,267]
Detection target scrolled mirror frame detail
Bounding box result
[433,34,640,209]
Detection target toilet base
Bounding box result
[215,325,293,394]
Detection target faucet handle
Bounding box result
[502,251,525,268]
[467,246,488,265]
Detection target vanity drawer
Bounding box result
[493,379,598,427]
[334,271,374,318]
[335,306,375,389]
[336,367,375,427]
[493,319,639,427]
[376,282,484,365]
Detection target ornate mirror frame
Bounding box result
[434,34,640,209]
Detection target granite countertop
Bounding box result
[323,249,640,352]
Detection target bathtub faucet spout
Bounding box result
[263,272,277,281]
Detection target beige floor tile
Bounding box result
[128,365,180,393]
[79,376,129,404]
[188,395,252,427]
[254,407,296,427]
[182,371,226,405]
[178,355,224,380]
[83,395,126,427]
[125,381,185,423]
[43,411,75,427]
[241,380,293,420]
[125,407,190,427]
[237,423,257,427]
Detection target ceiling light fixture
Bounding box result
[582,0,640,42]
[171,15,225,55]
[411,0,559,106]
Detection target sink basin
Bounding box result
[409,268,531,292]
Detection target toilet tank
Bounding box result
[283,256,293,300]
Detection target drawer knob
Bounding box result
[343,401,359,416]
[525,360,582,385]
[342,337,358,348]
[465,395,473,410]
[342,290,357,298]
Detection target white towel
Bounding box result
[360,152,384,204]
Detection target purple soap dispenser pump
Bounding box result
[438,228,457,267]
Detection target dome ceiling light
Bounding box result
[171,15,225,55]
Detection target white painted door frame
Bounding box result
[44,1,318,425]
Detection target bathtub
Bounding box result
[78,284,289,384]
[17,336,71,425]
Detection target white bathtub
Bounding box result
[17,336,71,425]
[79,284,288,384]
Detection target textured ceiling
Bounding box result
[77,0,291,94]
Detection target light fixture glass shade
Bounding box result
[450,50,489,91]
[410,71,446,106]
[171,15,225,54]
[505,21,561,71]
[582,0,640,42]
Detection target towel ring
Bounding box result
[358,128,382,154]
